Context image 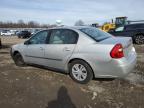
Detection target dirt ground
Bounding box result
[0,36,144,108]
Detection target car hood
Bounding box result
[12,43,24,49]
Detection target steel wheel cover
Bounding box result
[72,64,87,81]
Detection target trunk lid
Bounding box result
[100,37,133,57]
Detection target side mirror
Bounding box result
[24,40,30,45]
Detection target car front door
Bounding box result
[24,30,49,65]
[44,29,78,70]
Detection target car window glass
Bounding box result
[3,30,7,33]
[80,27,111,41]
[49,29,78,44]
[115,26,124,32]
[29,31,48,44]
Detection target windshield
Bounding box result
[79,27,112,41]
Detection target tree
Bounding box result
[18,20,24,24]
[74,20,85,26]
[18,20,25,28]
[0,20,54,28]
[28,21,39,28]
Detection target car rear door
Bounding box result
[44,29,78,70]
[24,30,49,65]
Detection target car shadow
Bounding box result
[94,78,115,82]
[27,64,115,82]
[28,64,68,75]
[46,86,76,108]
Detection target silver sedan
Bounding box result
[11,26,137,84]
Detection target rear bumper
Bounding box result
[114,52,137,78]
[93,51,137,78]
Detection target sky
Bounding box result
[0,0,144,25]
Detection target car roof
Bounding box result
[46,26,93,30]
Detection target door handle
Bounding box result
[64,47,71,51]
[40,47,44,50]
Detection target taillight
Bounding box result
[110,44,124,58]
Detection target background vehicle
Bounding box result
[92,17,128,32]
[109,23,144,44]
[17,31,31,38]
[115,17,128,28]
[9,30,18,35]
[31,29,41,35]
[11,27,137,84]
[100,22,115,32]
[0,30,13,36]
[92,16,144,32]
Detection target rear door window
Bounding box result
[49,29,78,44]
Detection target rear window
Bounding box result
[79,27,112,42]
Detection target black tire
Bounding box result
[69,60,93,84]
[134,34,144,45]
[13,53,26,67]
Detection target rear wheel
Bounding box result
[13,53,26,67]
[69,60,93,84]
[134,34,144,44]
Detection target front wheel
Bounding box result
[69,60,93,84]
[13,53,26,67]
[134,34,144,44]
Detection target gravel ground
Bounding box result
[0,36,144,108]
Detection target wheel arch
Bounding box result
[12,50,22,59]
[134,32,144,36]
[67,58,95,77]
[13,50,20,56]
